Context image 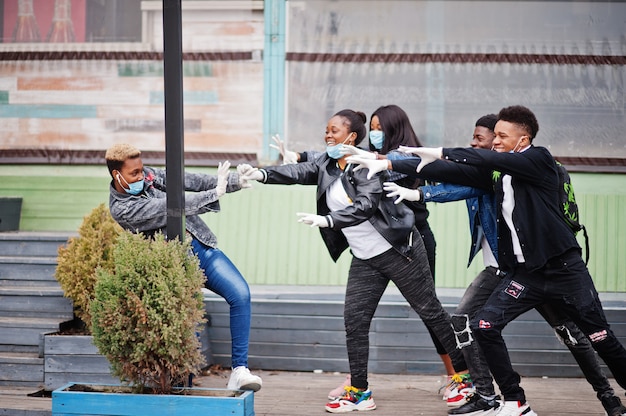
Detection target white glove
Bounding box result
[269,134,299,165]
[216,160,230,197]
[296,212,329,228]
[383,182,422,204]
[397,145,422,154]
[398,146,443,172]
[340,144,376,159]
[237,164,256,188]
[237,164,264,183]
[345,156,389,180]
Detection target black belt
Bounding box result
[486,266,508,278]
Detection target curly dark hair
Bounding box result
[497,105,539,141]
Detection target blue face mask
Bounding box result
[369,130,384,150]
[126,179,145,195]
[326,143,344,160]
[117,174,144,195]
[326,133,353,160]
[509,137,524,153]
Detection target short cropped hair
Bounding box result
[475,114,498,132]
[497,105,539,141]
[105,143,141,176]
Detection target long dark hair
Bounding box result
[369,105,423,154]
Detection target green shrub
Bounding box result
[90,232,207,394]
[55,204,123,331]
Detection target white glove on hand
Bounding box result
[296,212,329,228]
[383,182,422,204]
[237,164,264,184]
[397,145,422,154]
[398,146,443,172]
[340,144,376,159]
[345,156,389,180]
[269,134,299,165]
[237,164,256,188]
[216,160,231,197]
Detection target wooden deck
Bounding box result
[3,369,621,415]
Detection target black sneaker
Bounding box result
[601,395,626,416]
[448,393,501,415]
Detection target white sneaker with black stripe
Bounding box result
[497,400,537,416]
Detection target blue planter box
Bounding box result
[52,383,254,416]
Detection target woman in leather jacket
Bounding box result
[243,109,467,413]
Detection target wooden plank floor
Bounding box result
[194,368,622,416]
[0,369,622,415]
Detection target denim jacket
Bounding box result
[421,183,498,267]
[108,166,242,248]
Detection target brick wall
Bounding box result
[0,1,265,157]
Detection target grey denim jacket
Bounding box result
[108,166,242,248]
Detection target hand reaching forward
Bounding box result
[296,212,329,228]
[237,163,264,184]
[237,164,259,188]
[340,144,376,159]
[397,146,443,172]
[383,182,422,204]
[397,145,422,154]
[216,160,231,197]
[345,156,390,180]
[270,134,299,165]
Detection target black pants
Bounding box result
[344,232,465,390]
[471,249,626,402]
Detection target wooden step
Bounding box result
[0,352,44,387]
[0,257,58,285]
[0,233,71,258]
[0,317,70,349]
[0,287,72,319]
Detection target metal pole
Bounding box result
[162,0,185,241]
[262,0,286,165]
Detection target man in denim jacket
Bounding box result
[105,143,262,392]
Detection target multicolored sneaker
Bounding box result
[325,386,377,413]
[328,374,352,399]
[446,374,475,407]
[439,375,455,399]
[440,373,473,401]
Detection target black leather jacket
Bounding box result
[260,154,416,262]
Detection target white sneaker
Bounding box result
[227,366,262,391]
[497,400,537,416]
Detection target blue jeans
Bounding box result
[191,238,251,368]
[471,249,626,403]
